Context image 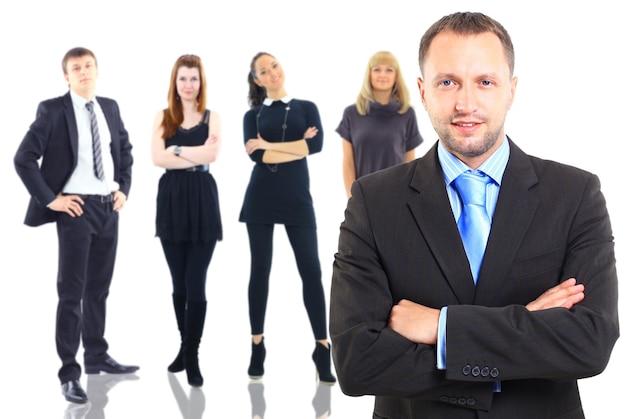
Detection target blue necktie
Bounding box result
[86,101,104,180]
[454,171,492,283]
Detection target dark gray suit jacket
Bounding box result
[14,92,133,227]
[330,139,619,418]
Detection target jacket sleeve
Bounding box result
[445,172,619,383]
[111,100,132,197]
[330,178,494,410]
[14,101,59,207]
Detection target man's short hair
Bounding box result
[62,47,97,74]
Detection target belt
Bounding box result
[167,164,210,173]
[65,193,115,203]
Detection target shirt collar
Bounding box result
[263,95,292,106]
[438,137,510,186]
[69,90,96,108]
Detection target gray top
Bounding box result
[336,100,424,179]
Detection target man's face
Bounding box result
[418,31,517,167]
[64,55,98,98]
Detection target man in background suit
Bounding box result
[330,12,619,418]
[14,47,138,404]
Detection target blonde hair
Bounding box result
[356,51,411,115]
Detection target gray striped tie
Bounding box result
[85,101,104,180]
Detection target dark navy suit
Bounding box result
[14,92,133,382]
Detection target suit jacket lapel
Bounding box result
[97,97,120,166]
[475,140,540,304]
[96,97,112,136]
[407,144,477,304]
[62,92,79,165]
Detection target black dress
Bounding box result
[239,99,323,227]
[156,110,222,242]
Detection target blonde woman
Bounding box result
[336,51,424,197]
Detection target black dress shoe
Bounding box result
[62,379,88,404]
[85,356,139,374]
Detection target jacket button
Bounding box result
[490,368,500,378]
[458,398,467,405]
[462,364,471,375]
[471,366,481,377]
[467,398,476,406]
[481,367,490,377]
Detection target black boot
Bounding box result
[312,342,336,384]
[184,301,206,387]
[168,295,187,373]
[248,337,266,379]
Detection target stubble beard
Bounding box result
[434,116,503,159]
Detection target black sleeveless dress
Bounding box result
[156,110,222,242]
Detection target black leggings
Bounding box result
[160,238,217,303]
[246,223,328,340]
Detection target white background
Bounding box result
[1,0,623,417]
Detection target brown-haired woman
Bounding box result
[240,51,336,385]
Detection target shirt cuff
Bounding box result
[437,306,448,370]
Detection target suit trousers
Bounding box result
[55,196,118,382]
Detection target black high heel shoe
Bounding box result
[248,338,266,379]
[312,342,336,384]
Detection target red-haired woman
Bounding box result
[151,54,222,387]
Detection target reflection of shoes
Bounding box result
[88,372,139,392]
[85,356,139,374]
[86,372,139,415]
[248,381,266,418]
[312,382,331,417]
[63,401,91,419]
[168,372,206,419]
[61,379,88,404]
[188,387,206,418]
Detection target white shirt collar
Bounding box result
[69,90,96,108]
[263,95,292,106]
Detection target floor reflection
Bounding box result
[312,382,331,419]
[247,379,332,418]
[248,380,266,418]
[168,372,205,419]
[62,373,139,419]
